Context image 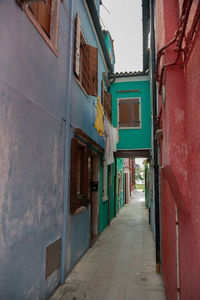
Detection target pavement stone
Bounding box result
[50,191,166,300]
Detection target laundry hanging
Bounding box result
[94,96,104,136]
[104,115,119,165]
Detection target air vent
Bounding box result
[46,238,61,279]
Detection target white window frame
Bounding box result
[117,97,142,129]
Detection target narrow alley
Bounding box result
[2,1,200,299]
[51,191,166,300]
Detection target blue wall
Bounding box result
[0,0,112,298]
[0,0,72,298]
[65,0,109,274]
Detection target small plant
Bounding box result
[76,192,91,206]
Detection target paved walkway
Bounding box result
[51,191,166,300]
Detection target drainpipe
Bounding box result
[150,0,161,272]
[60,0,73,285]
[114,158,117,217]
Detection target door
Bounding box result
[90,154,100,247]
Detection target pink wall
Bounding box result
[155,1,200,299]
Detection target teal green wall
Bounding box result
[116,158,124,214]
[110,78,151,150]
[99,158,124,233]
[110,163,115,221]
[103,31,115,71]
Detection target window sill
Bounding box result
[72,206,88,216]
[118,126,141,130]
[25,7,58,57]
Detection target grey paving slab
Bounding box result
[50,191,166,300]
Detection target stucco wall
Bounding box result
[155,1,200,299]
[0,0,71,298]
[65,0,108,274]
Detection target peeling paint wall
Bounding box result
[0,0,70,298]
[155,1,200,299]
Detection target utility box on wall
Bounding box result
[91,181,98,192]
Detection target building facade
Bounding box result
[152,1,200,299]
[0,0,117,298]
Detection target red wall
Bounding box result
[155,1,200,299]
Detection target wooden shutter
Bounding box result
[87,45,98,96]
[81,147,89,205]
[28,3,39,17]
[119,99,140,127]
[70,138,78,214]
[129,99,140,127]
[105,92,112,122]
[119,100,130,127]
[38,0,51,36]
[28,0,51,36]
[81,44,89,94]
[74,13,81,77]
[17,0,46,9]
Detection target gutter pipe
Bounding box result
[150,0,160,272]
[60,0,73,285]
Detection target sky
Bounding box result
[100,0,143,73]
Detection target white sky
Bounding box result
[100,0,143,73]
[135,158,145,169]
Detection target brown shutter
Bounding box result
[28,3,39,18]
[105,92,112,122]
[38,0,51,36]
[129,99,140,127]
[74,13,81,77]
[81,45,89,94]
[17,0,46,9]
[87,45,98,96]
[70,138,78,214]
[81,147,88,204]
[119,101,130,126]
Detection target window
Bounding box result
[118,98,141,128]
[70,138,90,215]
[24,0,59,54]
[101,79,112,122]
[28,1,52,37]
[74,14,98,96]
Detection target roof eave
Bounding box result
[86,0,113,73]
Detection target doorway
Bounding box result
[90,154,100,247]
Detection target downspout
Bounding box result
[114,157,117,217]
[60,0,73,285]
[150,0,161,273]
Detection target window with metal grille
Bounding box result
[74,14,98,96]
[118,98,141,128]
[101,79,112,122]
